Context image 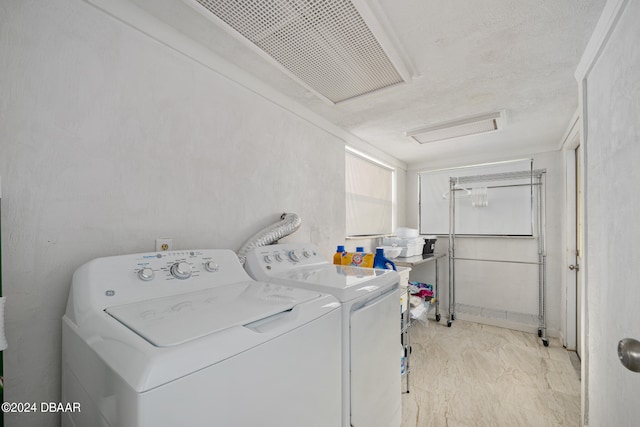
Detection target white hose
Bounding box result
[237,213,302,264]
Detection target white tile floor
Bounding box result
[401,319,581,427]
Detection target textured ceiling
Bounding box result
[130,0,606,167]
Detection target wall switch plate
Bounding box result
[155,238,173,252]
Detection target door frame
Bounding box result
[560,114,581,352]
[562,106,588,425]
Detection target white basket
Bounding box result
[398,244,423,258]
[382,237,424,247]
[379,246,402,259]
[396,227,419,238]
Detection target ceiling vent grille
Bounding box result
[187,0,406,103]
[404,111,505,144]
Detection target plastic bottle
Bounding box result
[373,247,397,271]
[400,345,406,375]
[341,247,366,266]
[342,249,375,267]
[333,245,346,265]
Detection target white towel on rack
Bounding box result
[471,187,489,207]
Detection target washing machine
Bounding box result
[244,243,401,427]
[61,249,342,427]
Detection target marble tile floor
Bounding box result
[401,319,581,427]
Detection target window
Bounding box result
[345,148,394,236]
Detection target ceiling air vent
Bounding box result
[404,111,505,144]
[185,0,408,103]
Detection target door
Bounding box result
[579,1,640,424]
[564,134,582,355]
[575,145,583,359]
[567,145,584,357]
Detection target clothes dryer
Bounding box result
[245,243,401,427]
[62,249,341,427]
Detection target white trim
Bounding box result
[560,111,581,351]
[82,0,408,171]
[345,146,395,171]
[344,139,407,171]
[558,109,580,150]
[561,143,579,351]
[560,108,584,354]
[414,157,532,176]
[575,0,629,81]
[578,76,590,427]
[408,147,553,173]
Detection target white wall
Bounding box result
[405,151,564,335]
[0,1,352,425]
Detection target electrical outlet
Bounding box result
[155,238,173,252]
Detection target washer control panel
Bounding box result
[244,243,327,278]
[69,249,252,314]
[132,250,220,282]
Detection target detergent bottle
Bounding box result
[374,247,397,271]
[342,247,375,267]
[359,248,375,268]
[333,245,346,265]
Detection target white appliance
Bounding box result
[244,243,401,427]
[62,249,342,427]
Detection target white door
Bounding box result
[579,1,640,425]
[564,136,582,355]
[575,144,583,359]
[566,145,584,357]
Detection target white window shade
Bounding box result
[346,151,393,236]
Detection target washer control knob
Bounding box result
[204,261,219,272]
[288,250,300,262]
[170,262,192,280]
[137,267,155,281]
[302,250,311,258]
[264,255,273,264]
[275,253,283,262]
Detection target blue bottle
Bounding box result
[333,245,346,265]
[374,247,397,271]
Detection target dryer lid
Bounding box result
[270,264,398,302]
[105,281,320,347]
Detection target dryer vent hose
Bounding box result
[237,213,302,264]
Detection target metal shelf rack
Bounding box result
[447,169,549,346]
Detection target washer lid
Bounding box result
[270,264,397,302]
[105,281,320,347]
